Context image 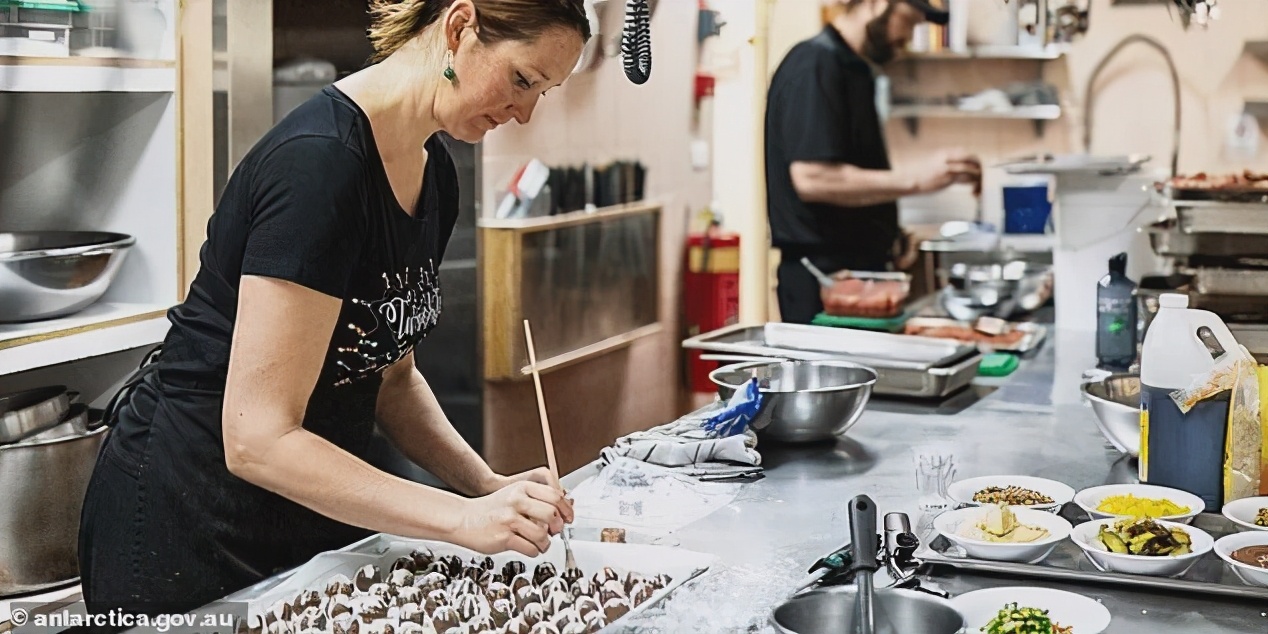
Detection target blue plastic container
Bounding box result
[1003,184,1052,234]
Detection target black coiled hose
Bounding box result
[621,0,652,85]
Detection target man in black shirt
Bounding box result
[765,0,981,323]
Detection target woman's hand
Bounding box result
[450,481,572,557]
[481,467,575,522]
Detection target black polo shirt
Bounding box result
[765,26,899,268]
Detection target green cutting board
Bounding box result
[811,311,910,333]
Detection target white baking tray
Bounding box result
[219,533,716,630]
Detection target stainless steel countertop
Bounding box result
[563,329,1268,633]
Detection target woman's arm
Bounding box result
[376,354,499,496]
[222,275,567,555]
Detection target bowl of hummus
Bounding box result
[934,505,1072,563]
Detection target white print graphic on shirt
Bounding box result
[333,261,442,386]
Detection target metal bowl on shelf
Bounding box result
[940,260,1053,320]
[0,411,108,596]
[0,231,136,323]
[0,385,74,444]
[1082,374,1140,456]
[709,360,877,443]
[770,586,964,634]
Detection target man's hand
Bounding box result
[909,149,981,195]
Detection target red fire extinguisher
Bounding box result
[684,211,739,394]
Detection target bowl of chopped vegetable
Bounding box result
[1074,484,1203,524]
[950,587,1110,634]
[1221,496,1268,532]
[1071,517,1213,577]
[947,475,1075,512]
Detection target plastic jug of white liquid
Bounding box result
[1139,293,1240,511]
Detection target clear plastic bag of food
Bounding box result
[1171,346,1263,501]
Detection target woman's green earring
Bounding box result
[444,49,457,83]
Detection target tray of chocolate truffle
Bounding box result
[916,478,1268,602]
[219,532,716,634]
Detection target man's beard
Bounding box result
[861,3,897,65]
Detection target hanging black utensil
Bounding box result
[622,0,652,85]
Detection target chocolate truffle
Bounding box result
[572,597,599,621]
[533,563,557,587]
[367,583,394,601]
[326,575,355,597]
[331,613,360,634]
[431,605,461,632]
[352,596,389,623]
[560,568,583,586]
[326,596,353,619]
[522,602,545,627]
[440,555,464,578]
[409,548,436,571]
[502,561,527,580]
[544,591,573,615]
[397,586,424,606]
[490,598,514,627]
[509,573,533,595]
[602,597,629,623]
[416,572,448,593]
[528,623,560,634]
[388,568,416,588]
[363,620,395,634]
[354,565,382,593]
[454,593,486,622]
[514,585,541,610]
[483,581,511,604]
[390,556,416,574]
[538,577,567,600]
[503,616,530,634]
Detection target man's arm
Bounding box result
[791,150,981,208]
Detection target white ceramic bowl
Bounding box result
[950,586,1111,634]
[1070,518,1213,577]
[934,507,1072,563]
[1221,496,1268,532]
[1074,484,1204,524]
[1214,531,1268,588]
[947,475,1075,511]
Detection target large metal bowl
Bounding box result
[1082,374,1140,456]
[0,231,136,323]
[710,360,877,443]
[771,586,964,634]
[0,421,108,596]
[0,385,73,444]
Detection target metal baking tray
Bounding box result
[1186,268,1268,296]
[902,318,1048,354]
[209,533,715,628]
[1147,222,1268,259]
[1175,202,1268,235]
[918,505,1268,602]
[1168,187,1268,204]
[683,323,983,399]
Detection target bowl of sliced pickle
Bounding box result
[1071,517,1213,577]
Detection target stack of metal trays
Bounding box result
[1153,191,1268,322]
[682,323,983,399]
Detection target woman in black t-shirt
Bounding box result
[78,0,591,618]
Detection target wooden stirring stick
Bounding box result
[523,319,577,570]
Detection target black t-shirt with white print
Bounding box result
[101,85,458,580]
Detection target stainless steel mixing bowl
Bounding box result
[0,420,107,596]
[1082,374,1141,457]
[771,586,964,634]
[710,360,877,443]
[0,385,74,444]
[0,231,136,323]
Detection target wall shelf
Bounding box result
[0,56,176,92]
[0,303,170,375]
[906,46,1065,61]
[889,104,1061,137]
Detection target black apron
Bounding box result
[78,346,372,624]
